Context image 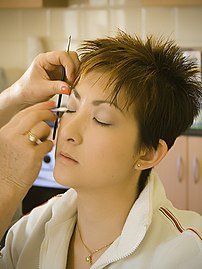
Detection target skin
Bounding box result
[54,71,167,268]
[55,72,141,191]
[55,72,140,268]
[0,50,80,241]
[0,51,79,128]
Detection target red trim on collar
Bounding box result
[159,207,202,241]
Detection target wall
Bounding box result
[0,0,202,87]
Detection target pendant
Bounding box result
[85,254,92,265]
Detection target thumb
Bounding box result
[36,139,54,157]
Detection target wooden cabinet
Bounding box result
[141,0,202,6]
[0,0,68,8]
[154,135,202,215]
[188,137,202,214]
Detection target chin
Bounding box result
[53,169,75,188]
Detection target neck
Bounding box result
[75,179,139,248]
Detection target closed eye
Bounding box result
[64,108,112,127]
[93,117,112,127]
[65,109,76,113]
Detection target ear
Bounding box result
[135,139,168,170]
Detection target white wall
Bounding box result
[0,0,202,86]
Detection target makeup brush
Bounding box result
[52,36,71,140]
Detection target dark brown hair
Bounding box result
[77,30,202,192]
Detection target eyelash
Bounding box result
[65,109,75,114]
[65,110,111,127]
[93,117,111,127]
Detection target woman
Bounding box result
[1,31,202,269]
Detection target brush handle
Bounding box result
[52,36,71,140]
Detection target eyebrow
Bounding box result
[71,88,123,112]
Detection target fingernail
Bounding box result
[61,85,71,94]
[47,100,56,107]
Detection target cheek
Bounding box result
[88,131,137,169]
[84,137,137,187]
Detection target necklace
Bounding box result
[77,225,114,266]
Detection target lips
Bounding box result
[58,151,78,164]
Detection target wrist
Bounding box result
[8,81,27,110]
[0,174,30,202]
[0,177,28,241]
[0,84,26,127]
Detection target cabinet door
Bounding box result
[154,136,188,210]
[141,0,202,5]
[188,137,202,215]
[0,0,68,8]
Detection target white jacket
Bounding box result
[0,172,202,269]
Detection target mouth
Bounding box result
[58,151,79,164]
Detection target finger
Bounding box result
[38,52,80,96]
[37,51,80,83]
[65,51,80,83]
[19,110,56,134]
[45,80,71,96]
[8,113,56,136]
[28,121,51,143]
[15,100,56,116]
[43,51,79,94]
[36,51,79,74]
[35,139,54,157]
[7,101,57,133]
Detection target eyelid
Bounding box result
[63,96,115,125]
[93,117,112,127]
[71,88,80,100]
[65,109,76,113]
[65,96,77,111]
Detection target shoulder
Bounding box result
[1,189,77,268]
[6,188,77,244]
[151,172,202,242]
[19,188,77,230]
[150,206,202,268]
[158,206,202,240]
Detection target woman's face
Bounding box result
[54,71,141,191]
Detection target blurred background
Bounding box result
[0,0,202,218]
[0,0,202,88]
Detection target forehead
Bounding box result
[77,71,111,92]
[75,70,133,112]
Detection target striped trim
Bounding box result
[159,207,202,241]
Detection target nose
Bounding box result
[58,113,84,145]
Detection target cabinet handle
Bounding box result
[176,156,183,182]
[192,157,200,184]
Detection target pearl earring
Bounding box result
[137,163,141,167]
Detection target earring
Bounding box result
[137,163,141,168]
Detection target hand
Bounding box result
[0,100,57,192]
[0,50,80,127]
[11,50,80,108]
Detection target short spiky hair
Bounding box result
[77,31,202,192]
[78,31,202,149]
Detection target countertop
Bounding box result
[183,128,202,136]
